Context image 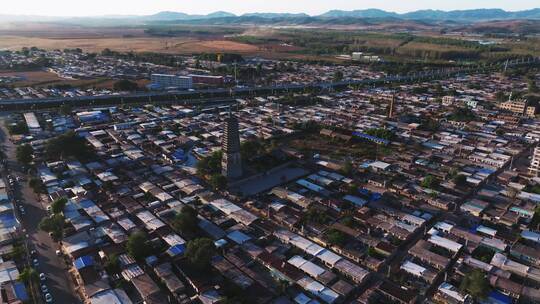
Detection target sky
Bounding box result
[2,0,540,16]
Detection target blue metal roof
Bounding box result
[73,255,94,270]
[172,149,187,161]
[352,132,390,145]
[489,290,511,304]
[13,282,29,301]
[167,244,185,257]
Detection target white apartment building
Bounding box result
[150,74,193,89]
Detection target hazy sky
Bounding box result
[3,0,540,16]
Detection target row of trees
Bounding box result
[38,198,68,240]
[101,49,183,67]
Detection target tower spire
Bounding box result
[222,112,242,179]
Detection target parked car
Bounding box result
[44,293,53,303]
[41,285,48,293]
[39,273,46,281]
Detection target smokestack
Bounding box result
[388,95,395,119]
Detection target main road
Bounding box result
[0,119,80,304]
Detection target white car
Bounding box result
[44,293,53,303]
[39,273,46,281]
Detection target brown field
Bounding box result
[0,23,258,54]
[0,23,260,54]
[0,23,327,61]
[0,35,260,54]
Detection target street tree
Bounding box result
[51,197,67,214]
[16,144,33,165]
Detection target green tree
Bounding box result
[51,197,67,214]
[113,79,139,91]
[6,121,28,135]
[185,238,216,270]
[240,140,265,160]
[172,205,199,234]
[449,107,476,122]
[528,79,539,94]
[325,229,347,246]
[38,214,65,240]
[421,175,439,189]
[104,254,121,274]
[16,144,33,165]
[18,267,38,284]
[333,70,344,82]
[303,207,329,225]
[28,178,46,194]
[196,151,222,176]
[453,174,468,187]
[341,160,353,176]
[460,269,491,300]
[45,131,96,161]
[10,243,26,261]
[209,174,227,190]
[126,231,152,260]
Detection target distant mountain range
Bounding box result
[1,8,540,24]
[145,8,540,22]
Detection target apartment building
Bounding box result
[150,74,193,89]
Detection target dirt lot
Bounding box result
[0,70,64,86]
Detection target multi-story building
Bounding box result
[529,146,540,177]
[498,99,536,117]
[442,96,454,106]
[150,74,193,89]
[222,114,243,179]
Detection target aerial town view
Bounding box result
[1,0,540,303]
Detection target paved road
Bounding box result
[0,121,80,304]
